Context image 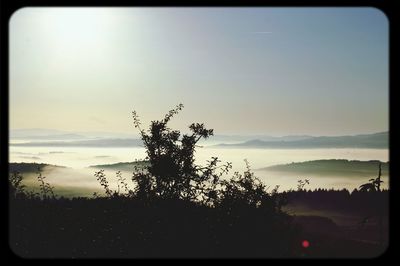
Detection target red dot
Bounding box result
[302,240,310,248]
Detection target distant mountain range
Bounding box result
[10,128,313,144]
[9,161,148,173]
[215,132,388,149]
[10,129,388,149]
[198,134,313,144]
[10,138,144,148]
[10,128,73,138]
[16,133,88,141]
[10,128,136,140]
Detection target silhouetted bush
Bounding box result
[130,104,288,212]
[9,171,24,197]
[131,103,232,203]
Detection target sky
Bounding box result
[9,7,388,136]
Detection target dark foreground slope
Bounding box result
[9,194,388,258]
[9,197,299,258]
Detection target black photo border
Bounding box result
[1,0,398,263]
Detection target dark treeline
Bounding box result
[284,162,388,217]
[8,104,388,258]
[283,188,388,217]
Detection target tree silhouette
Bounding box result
[220,160,270,208]
[356,162,387,247]
[9,171,26,199]
[359,162,383,192]
[94,169,113,197]
[131,103,231,203]
[36,166,55,199]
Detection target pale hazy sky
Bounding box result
[10,7,388,136]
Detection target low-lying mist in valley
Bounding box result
[10,160,389,198]
[9,137,389,197]
[10,166,137,198]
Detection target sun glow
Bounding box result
[43,8,115,45]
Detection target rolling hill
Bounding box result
[89,161,149,171]
[259,159,389,177]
